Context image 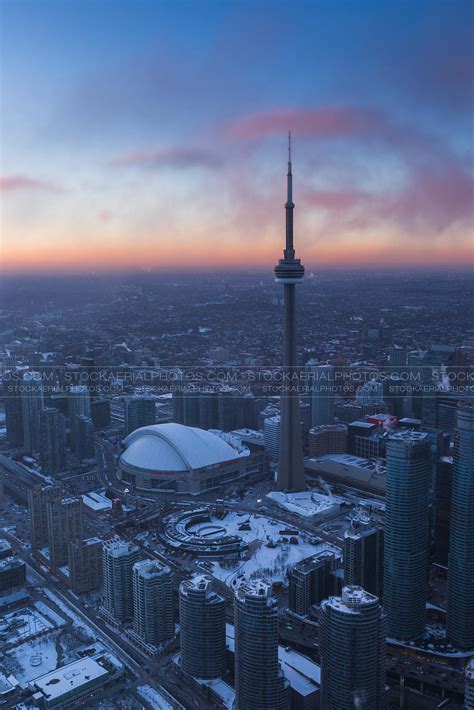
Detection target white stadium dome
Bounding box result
[121,422,247,474]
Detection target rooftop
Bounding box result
[235,578,273,601]
[133,559,171,578]
[30,655,111,701]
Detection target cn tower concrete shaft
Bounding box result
[274,134,305,491]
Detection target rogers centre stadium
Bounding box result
[119,423,264,496]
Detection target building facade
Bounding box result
[447,403,474,650]
[384,431,431,641]
[28,485,62,554]
[288,551,338,616]
[132,559,174,645]
[308,424,347,458]
[0,557,26,592]
[124,396,156,435]
[310,364,335,427]
[68,538,102,593]
[234,579,289,710]
[40,407,67,475]
[102,539,140,621]
[320,586,388,710]
[179,574,226,679]
[21,371,44,453]
[344,523,384,599]
[47,497,84,570]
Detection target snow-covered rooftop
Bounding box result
[266,490,340,518]
[30,656,110,700]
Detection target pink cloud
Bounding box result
[109,147,222,169]
[224,106,426,150]
[97,210,113,222]
[301,164,474,234]
[0,175,56,192]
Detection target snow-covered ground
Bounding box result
[197,511,340,587]
[41,589,95,640]
[137,684,175,709]
[2,633,58,685]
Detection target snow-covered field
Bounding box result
[195,511,339,587]
[2,633,58,685]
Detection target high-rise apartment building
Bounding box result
[384,431,431,641]
[102,539,140,621]
[344,523,384,599]
[234,579,289,710]
[46,497,84,570]
[21,371,44,452]
[68,538,102,594]
[132,559,174,645]
[3,371,24,447]
[310,364,335,427]
[28,485,61,554]
[71,414,95,460]
[320,586,388,710]
[288,551,338,616]
[447,403,474,650]
[68,384,91,419]
[40,407,67,474]
[124,396,156,435]
[179,574,226,679]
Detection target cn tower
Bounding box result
[274,133,305,491]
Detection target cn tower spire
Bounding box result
[274,134,305,491]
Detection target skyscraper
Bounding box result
[71,414,95,460]
[465,658,474,710]
[124,396,156,435]
[344,522,384,598]
[320,586,388,710]
[68,384,91,419]
[234,579,289,710]
[179,574,226,679]
[28,485,61,554]
[46,497,84,570]
[132,559,174,646]
[288,550,337,616]
[384,431,431,641]
[68,538,103,594]
[447,402,474,650]
[3,371,24,447]
[40,407,67,475]
[264,415,280,462]
[21,371,44,452]
[102,539,140,621]
[274,135,305,491]
[310,364,335,427]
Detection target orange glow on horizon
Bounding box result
[1,236,473,274]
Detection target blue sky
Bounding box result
[1,0,473,271]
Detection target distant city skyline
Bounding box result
[1,0,473,274]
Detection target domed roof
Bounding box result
[121,422,245,473]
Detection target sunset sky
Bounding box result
[1,0,473,274]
